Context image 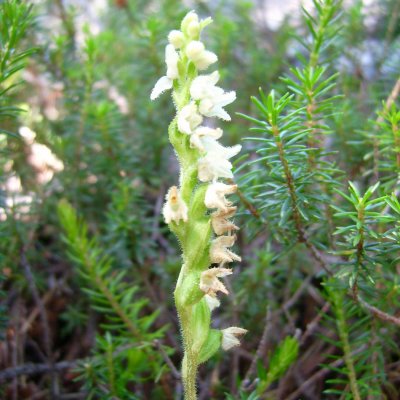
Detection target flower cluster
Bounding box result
[151,11,246,393]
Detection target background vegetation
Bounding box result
[0,0,400,399]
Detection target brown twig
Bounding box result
[355,295,400,327]
[0,360,78,383]
[20,288,56,335]
[242,275,313,391]
[299,302,331,346]
[153,340,181,380]
[286,346,366,400]
[20,249,58,399]
[373,77,400,180]
[241,307,272,389]
[0,342,147,383]
[236,185,260,219]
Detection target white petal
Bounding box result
[199,99,214,115]
[221,327,247,350]
[195,50,218,70]
[189,134,203,151]
[201,137,241,160]
[190,71,220,100]
[195,126,223,140]
[177,102,203,134]
[218,91,236,107]
[198,154,233,182]
[186,41,205,60]
[168,30,185,49]
[205,295,220,311]
[201,91,236,120]
[222,144,241,159]
[150,76,173,100]
[205,182,237,211]
[209,107,232,121]
[166,44,179,80]
[190,127,223,151]
[178,112,191,134]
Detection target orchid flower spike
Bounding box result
[150,11,244,398]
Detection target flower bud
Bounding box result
[186,40,205,60]
[181,11,199,35]
[168,30,185,49]
[187,20,200,38]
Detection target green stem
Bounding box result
[179,308,199,400]
[169,89,206,400]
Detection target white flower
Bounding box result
[177,102,203,134]
[205,182,237,212]
[211,207,239,235]
[168,30,185,49]
[150,45,179,100]
[221,327,247,350]
[198,153,231,181]
[197,138,241,182]
[186,41,217,71]
[163,186,188,224]
[210,235,241,265]
[190,71,220,99]
[204,294,220,311]
[190,126,223,151]
[202,136,241,157]
[190,71,236,120]
[199,267,232,296]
